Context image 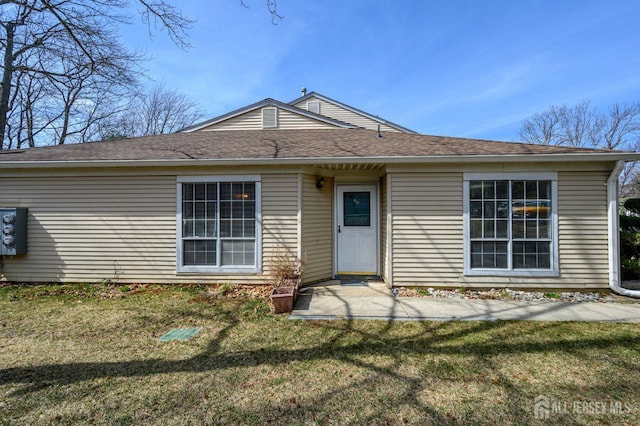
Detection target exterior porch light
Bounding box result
[316,177,325,189]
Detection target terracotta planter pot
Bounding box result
[283,278,300,302]
[270,286,295,313]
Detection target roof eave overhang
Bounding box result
[0,153,637,170]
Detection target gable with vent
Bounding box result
[262,107,278,128]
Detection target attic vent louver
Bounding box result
[262,107,278,128]
[307,101,320,114]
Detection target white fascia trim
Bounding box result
[608,161,640,297]
[2,152,639,170]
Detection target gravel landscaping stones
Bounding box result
[395,286,640,303]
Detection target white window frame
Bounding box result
[176,175,262,273]
[463,172,559,277]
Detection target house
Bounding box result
[0,91,638,294]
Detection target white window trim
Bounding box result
[463,172,559,277]
[176,175,262,274]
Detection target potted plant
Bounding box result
[268,248,305,313]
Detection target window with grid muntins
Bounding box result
[467,179,553,273]
[180,180,257,269]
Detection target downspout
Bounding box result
[608,160,640,297]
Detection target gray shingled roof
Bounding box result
[0,129,631,166]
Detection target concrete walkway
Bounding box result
[289,281,640,322]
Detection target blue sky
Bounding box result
[123,0,640,141]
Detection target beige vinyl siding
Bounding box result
[555,170,609,285]
[0,171,298,284]
[200,109,263,130]
[390,169,611,289]
[261,173,299,281]
[390,172,464,286]
[293,97,401,132]
[0,175,176,283]
[380,175,388,281]
[199,108,338,131]
[301,174,333,283]
[0,164,612,289]
[458,170,610,288]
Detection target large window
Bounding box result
[464,173,557,276]
[177,176,261,273]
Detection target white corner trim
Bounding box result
[297,173,303,264]
[608,161,640,297]
[386,173,393,287]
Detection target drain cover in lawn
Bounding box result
[159,327,202,342]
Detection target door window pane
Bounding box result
[344,191,371,226]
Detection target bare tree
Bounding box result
[520,101,640,150]
[97,83,203,139]
[139,83,204,135]
[1,1,283,149]
[518,101,610,147]
[519,100,640,195]
[241,0,284,24]
[558,101,602,147]
[518,104,563,145]
[0,0,193,148]
[600,103,640,150]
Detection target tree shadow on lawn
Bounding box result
[2,307,640,423]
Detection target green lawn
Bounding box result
[1,283,639,425]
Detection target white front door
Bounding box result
[336,185,378,275]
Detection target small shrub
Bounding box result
[268,247,306,287]
[219,282,234,295]
[621,258,640,281]
[620,198,640,281]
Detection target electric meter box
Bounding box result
[1,208,27,256]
